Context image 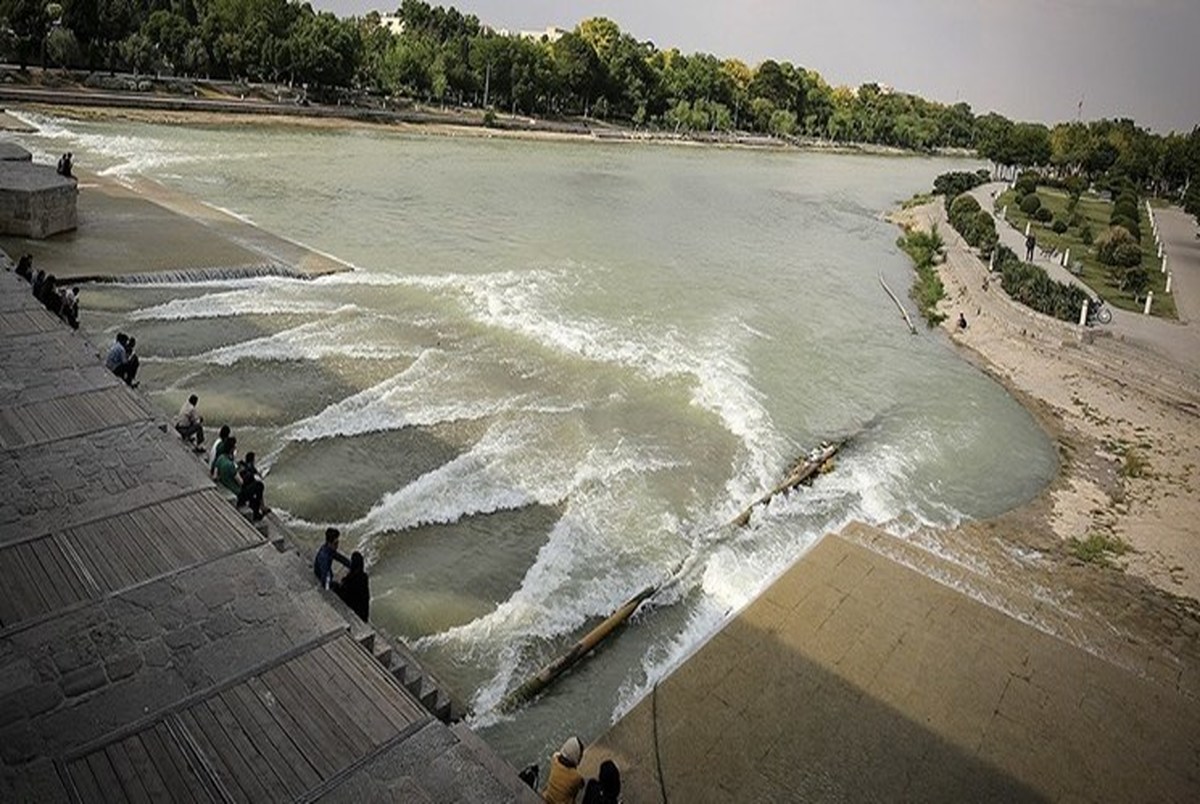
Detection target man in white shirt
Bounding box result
[174,394,205,452]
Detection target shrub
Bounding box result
[973,210,998,255]
[897,226,947,326]
[934,171,988,205]
[1035,206,1053,223]
[1096,226,1137,265]
[1052,218,1068,234]
[1080,224,1094,245]
[1110,214,1140,241]
[1112,242,1143,268]
[1014,172,1040,197]
[1118,264,1149,294]
[1112,201,1139,225]
[994,244,1089,322]
[1019,193,1042,215]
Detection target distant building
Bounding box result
[379,14,405,36]
[490,25,568,43]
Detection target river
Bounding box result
[12,112,1056,767]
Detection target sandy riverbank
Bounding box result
[891,199,1200,679]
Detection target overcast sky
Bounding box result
[312,0,1199,134]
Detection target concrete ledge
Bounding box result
[0,161,77,238]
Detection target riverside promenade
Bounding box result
[0,268,537,801]
[587,524,1200,802]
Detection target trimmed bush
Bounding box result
[1068,211,1084,228]
[1112,201,1139,224]
[1080,224,1094,245]
[1110,214,1140,241]
[994,244,1089,322]
[1052,218,1068,234]
[1097,226,1138,266]
[1035,206,1053,223]
[1014,172,1040,197]
[1112,242,1143,268]
[1019,193,1042,215]
[933,171,988,207]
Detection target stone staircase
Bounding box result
[264,532,464,724]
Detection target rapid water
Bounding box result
[10,112,1056,766]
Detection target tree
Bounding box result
[552,32,601,114]
[45,26,81,68]
[2,0,50,68]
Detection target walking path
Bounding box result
[973,183,1200,376]
[587,525,1200,802]
[0,268,537,802]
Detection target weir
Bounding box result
[0,266,539,801]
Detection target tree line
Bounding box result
[2,0,1198,208]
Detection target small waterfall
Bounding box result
[87,262,308,284]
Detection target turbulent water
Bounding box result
[11,111,1056,765]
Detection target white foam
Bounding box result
[130,286,353,320]
[285,349,534,441]
[196,317,415,365]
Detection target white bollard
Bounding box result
[1144,292,1153,315]
[1063,248,1070,267]
[1002,205,1007,220]
[1158,243,1164,259]
[989,251,995,271]
[1162,255,1168,274]
[1079,300,1088,327]
[1166,273,1172,293]
[1025,221,1031,237]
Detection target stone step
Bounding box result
[449,722,542,803]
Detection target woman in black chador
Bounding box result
[336,551,370,622]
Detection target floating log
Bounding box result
[879,271,917,335]
[500,441,842,712]
[499,584,658,712]
[731,441,839,528]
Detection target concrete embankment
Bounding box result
[586,523,1200,802]
[0,267,537,801]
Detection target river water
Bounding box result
[12,112,1055,766]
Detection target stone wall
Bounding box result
[0,162,77,238]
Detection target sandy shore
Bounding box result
[890,200,1200,674]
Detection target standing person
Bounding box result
[105,333,128,373]
[581,760,621,804]
[335,551,370,622]
[542,737,585,804]
[314,527,351,590]
[236,451,269,521]
[957,312,968,330]
[174,394,205,451]
[1025,233,1036,262]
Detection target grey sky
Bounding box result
[312,0,1199,134]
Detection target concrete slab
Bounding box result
[0,173,350,281]
[589,530,1200,803]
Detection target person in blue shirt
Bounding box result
[314,527,350,590]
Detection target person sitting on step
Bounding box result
[174,394,206,452]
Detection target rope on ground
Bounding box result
[652,681,669,804]
[878,271,917,335]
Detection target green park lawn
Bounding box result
[994,187,1176,319]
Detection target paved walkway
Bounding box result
[974,183,1200,377]
[587,525,1200,803]
[0,268,537,802]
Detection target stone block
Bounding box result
[0,162,77,239]
[60,663,107,698]
[20,682,64,718]
[104,651,142,682]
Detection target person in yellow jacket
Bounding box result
[542,736,585,804]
